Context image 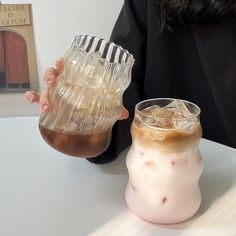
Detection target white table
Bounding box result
[0,117,236,236]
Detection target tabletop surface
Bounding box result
[0,116,236,236]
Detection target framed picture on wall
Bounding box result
[0,3,39,93]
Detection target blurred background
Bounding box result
[0,0,123,117]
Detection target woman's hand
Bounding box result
[25,58,64,112]
[25,58,129,120]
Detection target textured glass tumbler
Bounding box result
[39,35,134,158]
[125,98,203,224]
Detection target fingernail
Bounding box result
[25,95,33,103]
[41,103,49,111]
[29,97,34,103]
[46,76,54,84]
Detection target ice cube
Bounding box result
[145,107,174,128]
[143,105,160,113]
[142,106,174,118]
[165,100,178,109]
[169,100,197,130]
[176,100,193,118]
[164,100,180,114]
[164,99,193,118]
[174,119,198,132]
[153,108,174,119]
[138,106,172,128]
[156,99,198,130]
[143,116,158,127]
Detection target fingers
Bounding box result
[25,89,50,112]
[43,67,60,87]
[55,58,64,73]
[25,91,40,103]
[42,58,64,87]
[25,58,64,113]
[118,108,129,120]
[39,87,50,112]
[40,58,64,111]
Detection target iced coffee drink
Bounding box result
[39,35,134,158]
[39,125,112,158]
[125,98,203,224]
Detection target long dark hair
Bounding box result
[159,0,236,31]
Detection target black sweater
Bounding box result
[88,0,236,164]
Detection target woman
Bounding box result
[26,0,236,163]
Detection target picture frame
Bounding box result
[0,3,39,93]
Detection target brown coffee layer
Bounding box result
[131,118,202,153]
[39,124,111,158]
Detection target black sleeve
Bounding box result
[87,0,147,164]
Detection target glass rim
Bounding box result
[72,35,135,67]
[135,98,201,122]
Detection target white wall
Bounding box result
[0,0,123,117]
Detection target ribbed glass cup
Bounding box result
[39,35,135,158]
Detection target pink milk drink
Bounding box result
[125,98,203,224]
